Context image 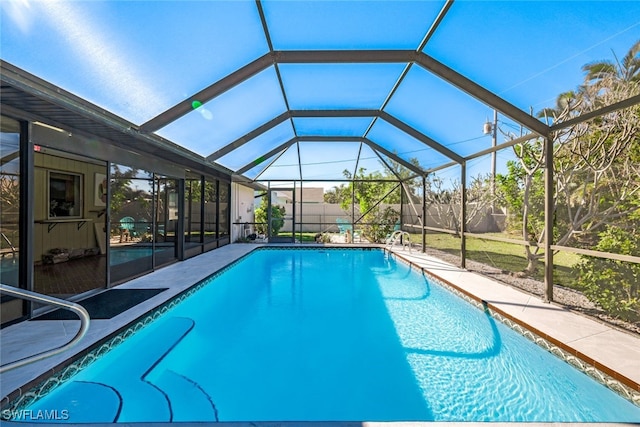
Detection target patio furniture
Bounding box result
[384,219,402,242]
[336,218,361,243]
[336,218,352,234]
[135,219,150,238]
[119,216,135,242]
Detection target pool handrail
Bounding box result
[1,232,17,257]
[0,283,90,374]
[386,230,411,251]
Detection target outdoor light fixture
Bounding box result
[34,121,72,137]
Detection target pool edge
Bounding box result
[387,248,640,407]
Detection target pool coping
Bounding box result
[1,243,639,421]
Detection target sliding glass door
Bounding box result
[109,165,154,284]
[154,176,179,267]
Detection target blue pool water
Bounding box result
[20,249,640,422]
[109,247,154,266]
[0,256,18,287]
[109,247,169,266]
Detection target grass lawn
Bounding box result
[407,232,580,287]
[277,232,320,242]
[279,230,581,288]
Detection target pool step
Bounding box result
[36,316,195,422]
[151,369,219,421]
[36,381,122,423]
[120,316,196,422]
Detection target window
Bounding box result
[48,171,82,218]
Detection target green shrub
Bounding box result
[573,226,640,322]
[254,197,285,235]
[362,206,400,243]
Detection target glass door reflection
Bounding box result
[154,176,179,267]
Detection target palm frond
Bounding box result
[582,61,617,81]
[621,39,640,81]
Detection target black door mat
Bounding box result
[32,288,168,320]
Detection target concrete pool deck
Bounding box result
[1,243,639,420]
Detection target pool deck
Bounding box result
[1,243,639,424]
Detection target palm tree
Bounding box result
[538,40,640,124]
[582,39,640,83]
[537,90,579,124]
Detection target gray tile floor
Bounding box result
[1,243,639,413]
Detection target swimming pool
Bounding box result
[7,248,640,422]
[109,247,172,266]
[0,256,18,287]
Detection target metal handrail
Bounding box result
[0,283,90,374]
[1,233,17,257]
[386,230,412,252]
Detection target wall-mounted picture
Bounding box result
[48,170,82,218]
[94,172,107,207]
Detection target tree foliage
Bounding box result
[427,173,497,236]
[497,40,640,278]
[323,154,423,242]
[581,39,640,84]
[574,226,640,321]
[492,40,640,323]
[495,141,546,273]
[0,172,19,217]
[254,196,285,235]
[324,185,350,204]
[109,165,139,215]
[340,168,400,243]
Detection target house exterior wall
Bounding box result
[231,183,256,241]
[294,187,324,203]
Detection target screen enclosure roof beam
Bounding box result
[139,53,275,132]
[377,111,463,163]
[414,52,550,138]
[274,50,550,138]
[207,109,458,166]
[140,49,549,140]
[235,137,297,176]
[206,111,291,162]
[362,138,425,176]
[235,135,424,178]
[548,93,640,132]
[207,109,380,161]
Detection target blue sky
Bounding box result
[1,0,639,183]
